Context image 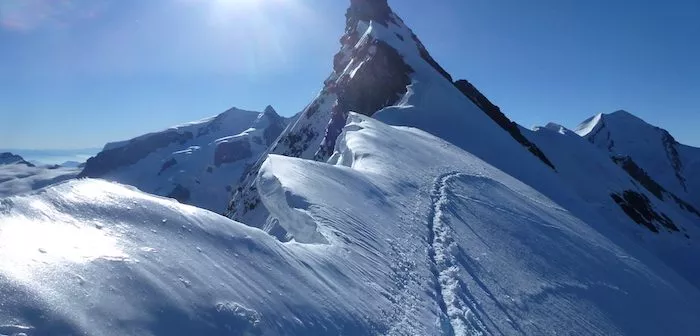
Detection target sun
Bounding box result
[207,0,297,21]
[214,0,267,9]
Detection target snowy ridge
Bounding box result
[80,106,288,213]
[3,0,700,334]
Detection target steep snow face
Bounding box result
[523,124,700,285]
[0,153,79,197]
[3,114,700,335]
[80,107,288,213]
[576,110,700,209]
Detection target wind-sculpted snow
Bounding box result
[4,114,700,335]
[0,179,388,335]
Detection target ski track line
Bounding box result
[428,172,489,336]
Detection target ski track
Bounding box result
[428,172,488,336]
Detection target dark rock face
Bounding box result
[317,40,413,159]
[453,80,555,170]
[613,155,700,218]
[347,0,392,26]
[228,1,419,225]
[80,131,193,178]
[338,42,412,116]
[613,155,664,199]
[214,139,252,167]
[167,184,191,204]
[611,190,680,234]
[344,0,450,82]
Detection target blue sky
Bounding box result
[1,0,699,149]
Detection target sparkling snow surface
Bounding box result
[2,114,700,335]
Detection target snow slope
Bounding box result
[80,106,288,213]
[2,114,700,335]
[577,110,700,209]
[0,153,79,197]
[523,123,700,285]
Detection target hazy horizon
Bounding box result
[0,147,100,164]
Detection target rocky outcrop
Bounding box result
[613,155,700,218]
[612,155,665,199]
[227,0,423,224]
[611,190,680,234]
[316,40,413,159]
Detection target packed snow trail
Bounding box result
[429,172,487,336]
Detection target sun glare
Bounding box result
[215,0,266,9]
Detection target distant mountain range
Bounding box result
[0,148,100,165]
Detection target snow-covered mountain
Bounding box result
[2,0,700,334]
[224,0,700,287]
[0,152,79,197]
[80,106,288,213]
[522,123,700,284]
[577,110,700,210]
[0,152,32,166]
[227,0,555,231]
